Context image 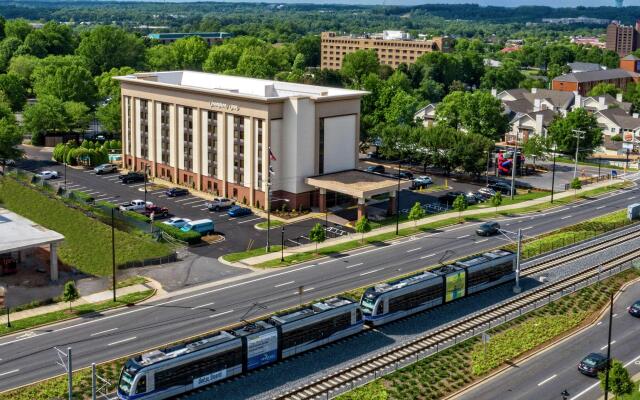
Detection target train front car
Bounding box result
[116,331,243,400]
[360,271,443,326]
[269,297,364,359]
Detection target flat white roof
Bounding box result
[115,71,368,101]
[0,208,64,253]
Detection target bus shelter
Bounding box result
[306,170,413,220]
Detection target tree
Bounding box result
[599,359,633,398]
[76,26,145,75]
[341,50,379,85]
[355,216,372,243]
[235,50,276,78]
[18,22,76,58]
[62,280,79,312]
[570,177,582,198]
[32,56,96,105]
[408,202,426,227]
[436,90,466,130]
[490,192,502,214]
[23,95,67,145]
[309,223,326,253]
[0,118,23,167]
[95,66,135,99]
[452,194,468,222]
[203,44,242,73]
[455,132,495,175]
[294,35,321,67]
[480,61,525,91]
[96,100,121,135]
[522,136,547,167]
[171,36,208,70]
[437,90,509,140]
[0,74,26,111]
[548,108,602,158]
[588,83,620,98]
[0,37,22,73]
[145,45,177,71]
[384,91,419,126]
[7,55,39,84]
[4,19,32,41]
[64,101,91,134]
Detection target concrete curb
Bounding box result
[446,276,640,400]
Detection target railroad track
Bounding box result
[275,246,640,400]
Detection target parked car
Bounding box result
[227,205,252,217]
[628,300,640,317]
[181,219,215,235]
[489,182,516,195]
[366,165,385,174]
[119,172,145,184]
[140,205,169,218]
[165,187,189,197]
[469,191,486,202]
[206,197,234,211]
[94,163,118,175]
[119,199,151,212]
[464,193,477,205]
[578,353,608,377]
[163,217,191,229]
[478,187,497,197]
[35,170,59,180]
[413,176,433,187]
[476,221,501,236]
[397,171,413,179]
[1,159,15,166]
[443,191,465,204]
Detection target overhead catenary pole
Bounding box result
[67,347,72,400]
[91,363,97,400]
[604,291,614,400]
[395,159,401,235]
[266,147,273,252]
[572,129,585,179]
[111,208,116,302]
[514,228,522,293]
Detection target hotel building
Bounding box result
[115,71,368,210]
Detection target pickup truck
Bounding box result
[205,197,234,211]
[119,200,152,212]
[140,205,169,218]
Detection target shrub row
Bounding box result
[154,222,201,244]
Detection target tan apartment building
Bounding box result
[321,31,454,70]
[114,71,368,210]
[606,20,640,56]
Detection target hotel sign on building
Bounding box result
[114,71,368,210]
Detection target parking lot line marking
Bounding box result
[191,302,215,310]
[82,170,94,173]
[476,239,489,243]
[456,234,470,239]
[613,313,618,317]
[629,196,637,200]
[360,268,383,276]
[274,280,295,288]
[128,183,146,188]
[174,197,194,202]
[191,202,208,208]
[94,194,111,198]
[107,336,137,347]
[237,217,261,224]
[0,369,19,377]
[107,177,120,181]
[90,328,118,337]
[151,189,166,193]
[156,195,167,198]
[199,208,209,211]
[208,310,234,319]
[420,253,436,259]
[406,248,421,253]
[537,374,557,386]
[182,199,205,205]
[346,263,363,269]
[600,340,616,350]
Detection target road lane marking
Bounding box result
[192,302,215,310]
[596,205,606,210]
[346,263,363,269]
[560,215,572,220]
[456,234,470,239]
[274,281,295,288]
[90,328,118,337]
[0,369,19,377]
[360,268,383,276]
[420,253,437,259]
[106,336,137,346]
[208,310,234,319]
[293,287,314,294]
[476,239,489,243]
[318,260,333,265]
[537,374,557,386]
[406,248,421,253]
[522,226,534,231]
[237,217,261,224]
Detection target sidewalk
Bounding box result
[241,178,630,266]
[7,283,154,322]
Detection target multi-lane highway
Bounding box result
[456,280,640,400]
[1,176,639,393]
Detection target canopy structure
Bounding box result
[305,170,413,220]
[0,208,65,281]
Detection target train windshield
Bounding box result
[118,370,134,395]
[361,297,376,314]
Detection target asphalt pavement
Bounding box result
[455,280,640,400]
[1,173,640,392]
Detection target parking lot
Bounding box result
[16,146,352,257]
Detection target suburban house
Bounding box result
[567,62,605,73]
[595,107,640,154]
[414,104,437,127]
[552,55,640,95]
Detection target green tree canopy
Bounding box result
[599,359,633,398]
[341,50,379,85]
[95,66,135,99]
[76,26,145,75]
[17,22,76,58]
[0,37,22,73]
[4,19,32,41]
[490,192,502,213]
[294,35,321,67]
[23,95,67,145]
[64,101,91,133]
[588,83,620,98]
[0,73,26,111]
[408,201,426,227]
[32,55,96,105]
[0,118,23,165]
[437,90,508,140]
[309,222,326,253]
[452,194,468,221]
[146,36,209,71]
[355,216,372,242]
[7,54,39,84]
[548,107,602,158]
[480,61,525,92]
[62,280,79,311]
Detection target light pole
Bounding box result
[550,143,557,203]
[511,142,517,200]
[143,165,149,204]
[604,290,614,400]
[111,208,116,302]
[396,159,402,235]
[499,228,523,293]
[64,161,67,191]
[625,148,630,177]
[267,197,289,252]
[486,150,491,186]
[280,225,285,262]
[572,129,585,179]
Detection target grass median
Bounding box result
[0,177,173,276]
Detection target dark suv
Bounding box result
[489,182,515,195]
[119,172,145,184]
[366,165,385,174]
[578,353,608,377]
[476,221,500,236]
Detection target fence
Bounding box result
[563,174,611,191]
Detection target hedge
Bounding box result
[154,222,201,244]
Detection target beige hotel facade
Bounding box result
[115,71,368,210]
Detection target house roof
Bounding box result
[567,62,603,73]
[499,88,574,111]
[554,68,640,83]
[511,109,556,126]
[503,98,534,114]
[622,54,640,61]
[598,108,640,130]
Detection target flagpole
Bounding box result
[266,147,275,252]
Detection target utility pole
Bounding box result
[604,291,614,400]
[111,208,116,302]
[486,150,491,186]
[625,148,630,177]
[572,129,585,179]
[280,225,285,262]
[598,156,601,181]
[550,144,557,204]
[143,165,148,204]
[395,159,401,235]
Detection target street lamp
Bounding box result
[267,197,289,252]
[572,129,585,179]
[143,164,149,204]
[111,207,117,302]
[511,142,518,200]
[498,228,524,293]
[281,225,285,262]
[486,150,492,187]
[604,290,615,400]
[64,161,67,191]
[550,143,557,204]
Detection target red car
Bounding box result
[140,205,169,219]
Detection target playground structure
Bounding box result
[497,150,525,176]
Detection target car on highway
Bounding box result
[119,199,151,212]
[165,187,189,197]
[181,219,215,235]
[476,221,500,236]
[366,165,385,174]
[206,197,234,211]
[35,170,59,180]
[628,300,640,317]
[578,353,608,377]
[228,205,252,217]
[140,205,169,218]
[162,217,191,229]
[119,172,145,184]
[412,176,433,189]
[94,163,118,175]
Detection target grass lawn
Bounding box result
[0,177,173,276]
[0,290,154,337]
[222,245,283,262]
[255,220,284,230]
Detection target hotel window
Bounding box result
[233,115,244,185]
[140,99,149,160]
[125,97,132,154]
[160,103,170,164]
[318,118,325,174]
[183,107,193,171]
[256,119,264,189]
[207,111,218,177]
